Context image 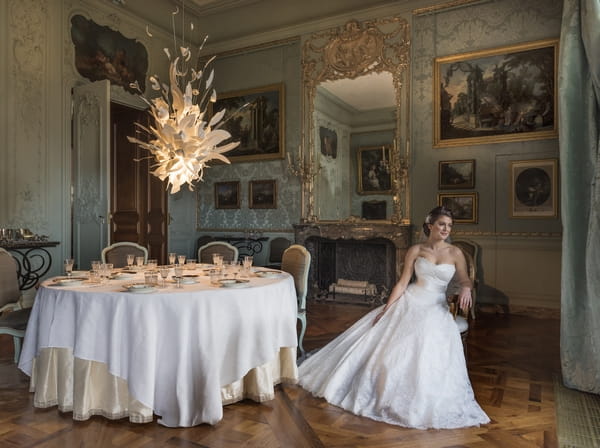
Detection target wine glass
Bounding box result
[64,258,74,277]
[135,256,145,269]
[159,266,170,288]
[212,254,223,268]
[126,254,135,268]
[168,252,176,266]
[177,255,186,266]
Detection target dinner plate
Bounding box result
[123,283,156,294]
[254,270,282,278]
[52,278,85,287]
[111,272,137,280]
[219,279,251,288]
[180,275,198,284]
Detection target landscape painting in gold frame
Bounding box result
[434,39,558,148]
[510,158,558,218]
[213,83,284,162]
[437,192,478,224]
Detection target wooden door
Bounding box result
[110,102,168,264]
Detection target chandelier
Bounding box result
[127,9,240,194]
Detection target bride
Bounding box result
[298,206,490,429]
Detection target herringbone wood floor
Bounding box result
[0,303,559,447]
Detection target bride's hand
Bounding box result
[458,287,472,312]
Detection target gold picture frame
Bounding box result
[437,192,478,224]
[434,39,558,148]
[357,145,392,195]
[249,180,277,209]
[510,158,558,218]
[213,83,285,163]
[439,159,475,189]
[214,181,240,209]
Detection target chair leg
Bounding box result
[297,313,306,357]
[13,335,22,364]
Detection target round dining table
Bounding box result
[18,267,299,427]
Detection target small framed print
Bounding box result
[214,181,240,209]
[437,192,478,224]
[439,159,475,189]
[510,159,558,218]
[249,180,277,209]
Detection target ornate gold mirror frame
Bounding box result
[300,16,411,224]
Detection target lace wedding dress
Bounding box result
[298,257,490,429]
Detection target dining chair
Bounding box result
[280,244,311,357]
[266,237,292,269]
[0,248,31,363]
[446,248,476,356]
[197,241,239,264]
[451,239,479,319]
[101,242,148,268]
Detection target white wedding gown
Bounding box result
[298,257,490,429]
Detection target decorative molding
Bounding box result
[412,0,491,16]
[413,230,562,239]
[201,35,299,61]
[196,228,294,234]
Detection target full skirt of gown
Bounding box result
[298,257,490,429]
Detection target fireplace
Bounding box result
[294,222,412,303]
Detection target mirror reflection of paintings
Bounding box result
[214,181,240,209]
[319,126,338,158]
[510,159,557,218]
[358,146,392,194]
[437,193,478,224]
[249,180,277,209]
[435,39,557,147]
[70,15,148,94]
[213,84,284,162]
[439,159,475,189]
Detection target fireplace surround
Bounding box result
[294,222,412,301]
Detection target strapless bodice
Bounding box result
[413,257,455,294]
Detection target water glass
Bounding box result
[144,271,158,287]
[89,270,101,283]
[177,255,186,266]
[147,259,158,270]
[135,256,145,269]
[64,258,74,277]
[159,266,170,287]
[91,260,101,273]
[186,259,197,270]
[168,252,176,265]
[126,254,135,268]
[174,266,184,288]
[212,254,223,267]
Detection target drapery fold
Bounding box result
[558,0,600,393]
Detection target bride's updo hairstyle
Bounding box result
[422,206,454,237]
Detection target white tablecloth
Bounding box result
[18,271,299,427]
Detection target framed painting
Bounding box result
[510,159,558,218]
[437,192,478,224]
[214,181,240,209]
[357,145,392,195]
[249,180,277,209]
[434,39,558,148]
[319,126,338,158]
[212,83,284,163]
[70,15,148,94]
[439,159,475,189]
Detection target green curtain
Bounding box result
[559,0,600,393]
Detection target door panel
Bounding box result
[72,80,110,270]
[110,102,168,264]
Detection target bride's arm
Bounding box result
[452,247,473,312]
[373,245,420,324]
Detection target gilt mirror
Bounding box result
[301,16,411,224]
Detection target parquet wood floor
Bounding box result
[0,303,559,447]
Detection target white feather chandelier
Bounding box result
[127,10,240,194]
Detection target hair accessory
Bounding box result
[424,214,432,224]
